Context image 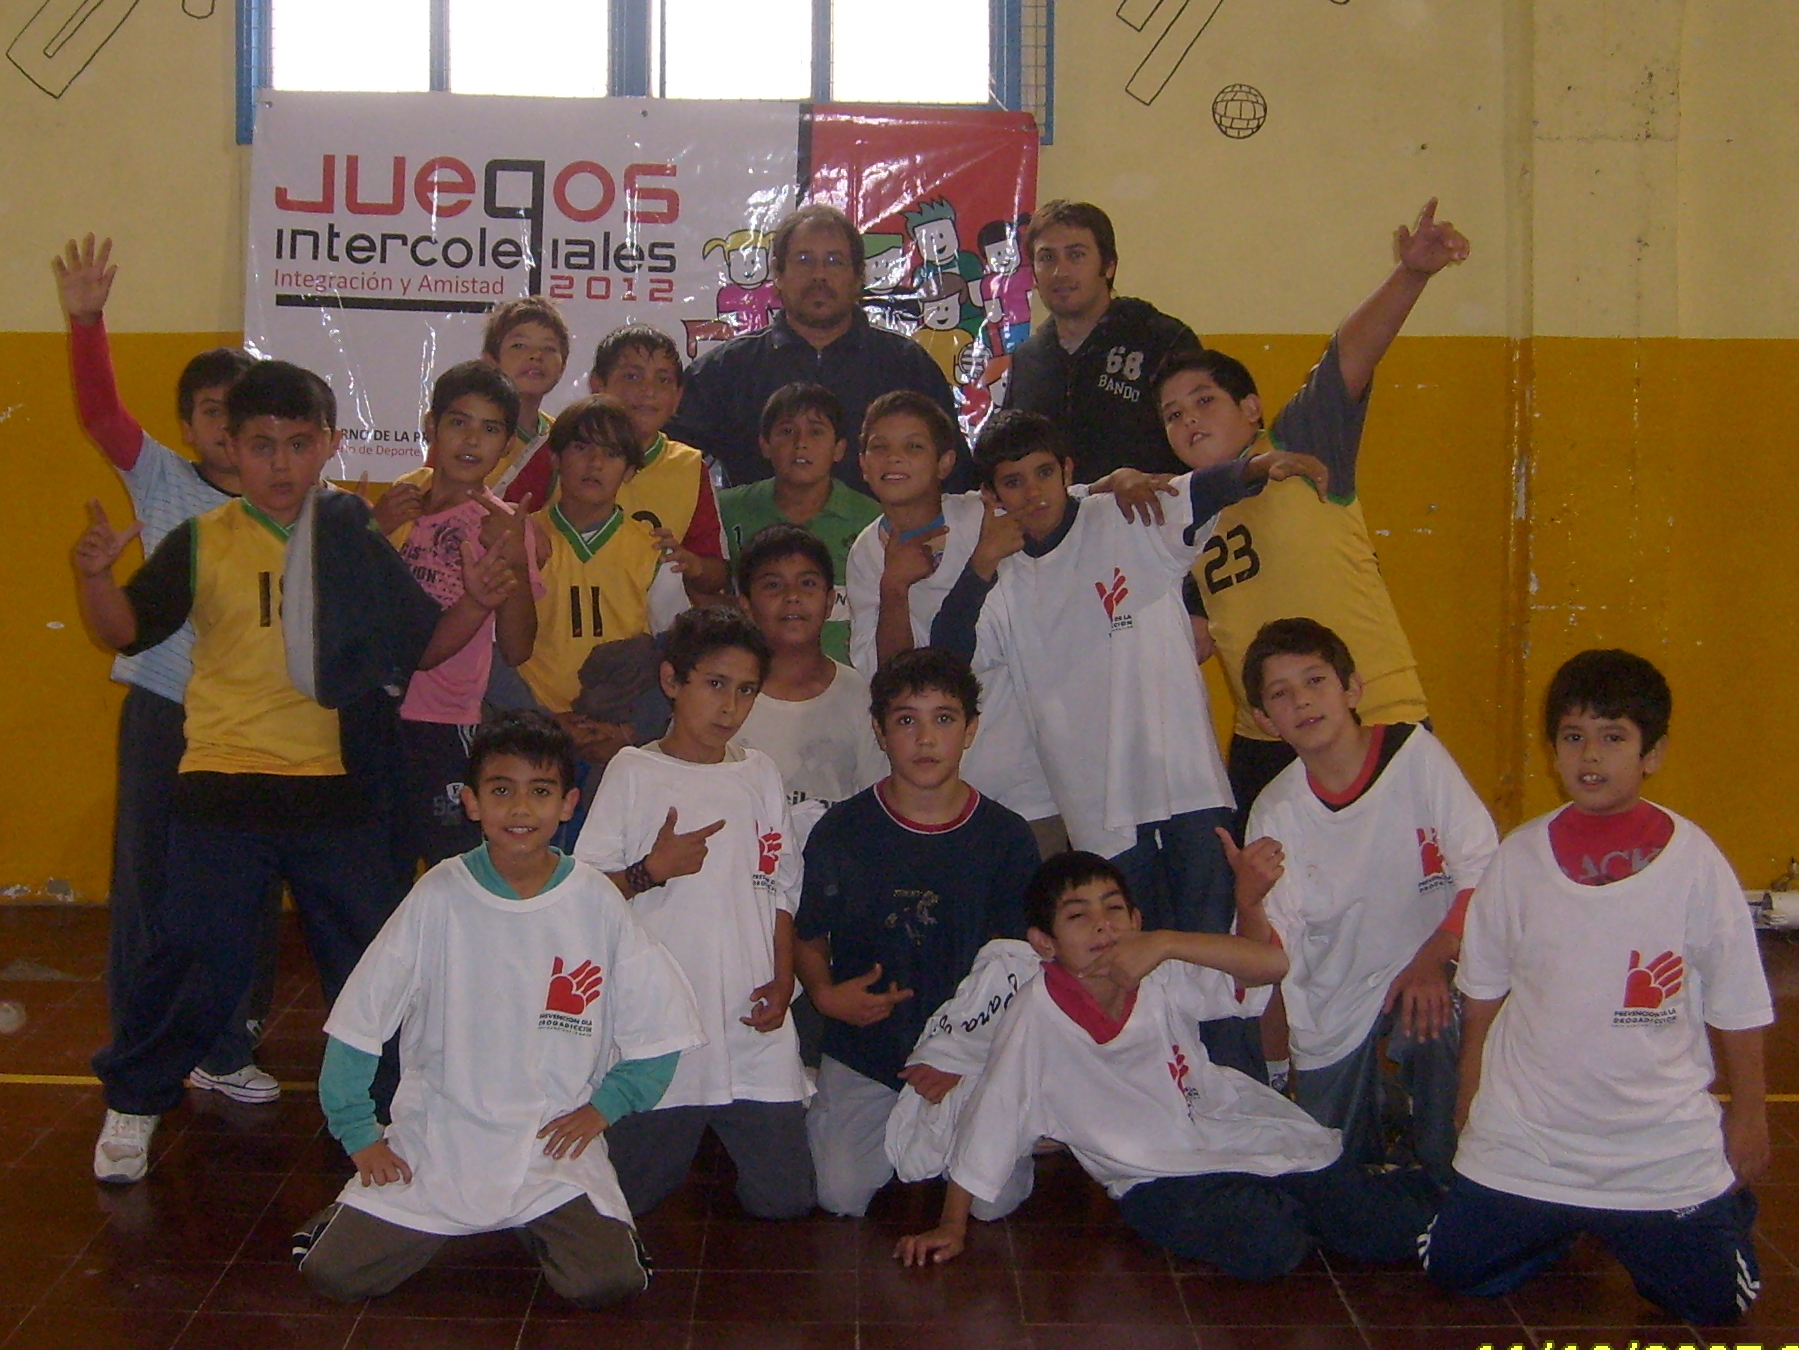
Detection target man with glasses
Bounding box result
[669,204,966,491]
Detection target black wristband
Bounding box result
[624,858,658,895]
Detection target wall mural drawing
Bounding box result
[8,0,213,100]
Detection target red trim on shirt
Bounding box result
[681,468,725,559]
[69,317,143,470]
[1548,800,1674,886]
[1306,723,1387,808]
[1042,960,1138,1044]
[873,780,980,834]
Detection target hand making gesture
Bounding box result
[71,498,142,577]
[969,490,1025,580]
[1394,198,1471,277]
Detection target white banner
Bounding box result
[246,92,801,480]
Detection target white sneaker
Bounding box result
[93,1110,158,1184]
[189,1063,282,1104]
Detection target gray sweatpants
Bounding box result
[1292,1004,1460,1184]
[807,1055,1035,1219]
[299,1197,647,1307]
[604,1098,816,1220]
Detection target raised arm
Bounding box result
[1335,199,1471,401]
[54,235,144,469]
[70,498,144,650]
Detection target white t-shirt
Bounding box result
[575,743,809,1107]
[1454,806,1773,1211]
[968,482,1232,856]
[886,937,1041,1183]
[947,961,1338,1204]
[731,660,886,811]
[323,856,703,1236]
[1255,726,1498,1070]
[846,493,1057,821]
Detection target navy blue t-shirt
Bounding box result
[796,784,1039,1089]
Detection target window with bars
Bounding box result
[239,0,1054,142]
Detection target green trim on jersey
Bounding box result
[549,503,625,562]
[640,432,667,471]
[240,498,297,542]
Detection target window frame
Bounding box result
[237,0,1046,143]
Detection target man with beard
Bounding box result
[668,204,966,492]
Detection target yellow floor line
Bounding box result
[0,1072,317,1092]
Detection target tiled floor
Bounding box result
[4,905,1799,1349]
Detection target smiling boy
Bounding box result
[720,383,882,664]
[385,361,543,866]
[1239,619,1497,1182]
[590,324,729,600]
[295,711,703,1307]
[76,360,520,1184]
[896,851,1434,1277]
[795,648,1040,1217]
[575,606,814,1219]
[1151,200,1470,820]
[1424,650,1772,1325]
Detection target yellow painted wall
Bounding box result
[5,2,1799,897]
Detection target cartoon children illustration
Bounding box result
[975,214,1033,353]
[903,199,984,337]
[860,231,920,335]
[911,272,975,383]
[706,228,780,334]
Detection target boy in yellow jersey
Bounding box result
[73,360,521,1184]
[518,395,664,768]
[588,323,729,600]
[1150,199,1471,821]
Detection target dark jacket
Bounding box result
[1003,296,1202,482]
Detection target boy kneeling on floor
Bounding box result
[897,851,1436,1279]
[296,711,702,1308]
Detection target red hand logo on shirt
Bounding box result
[1622,950,1683,1009]
[545,957,603,1015]
[1417,827,1448,878]
[1096,568,1130,620]
[1167,1045,1191,1092]
[757,831,783,875]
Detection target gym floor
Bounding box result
[1,904,1796,1350]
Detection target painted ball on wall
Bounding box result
[1212,84,1268,139]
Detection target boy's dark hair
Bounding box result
[977,213,1030,253]
[545,394,645,469]
[1024,200,1118,282]
[972,408,1065,487]
[466,709,578,794]
[482,296,571,361]
[590,323,684,385]
[225,360,336,434]
[735,523,835,594]
[1241,618,1358,713]
[1151,347,1260,406]
[663,604,772,685]
[869,647,981,725]
[760,381,845,443]
[177,348,255,424]
[429,359,521,429]
[771,203,865,280]
[861,389,958,458]
[1024,851,1136,936]
[1543,649,1672,750]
